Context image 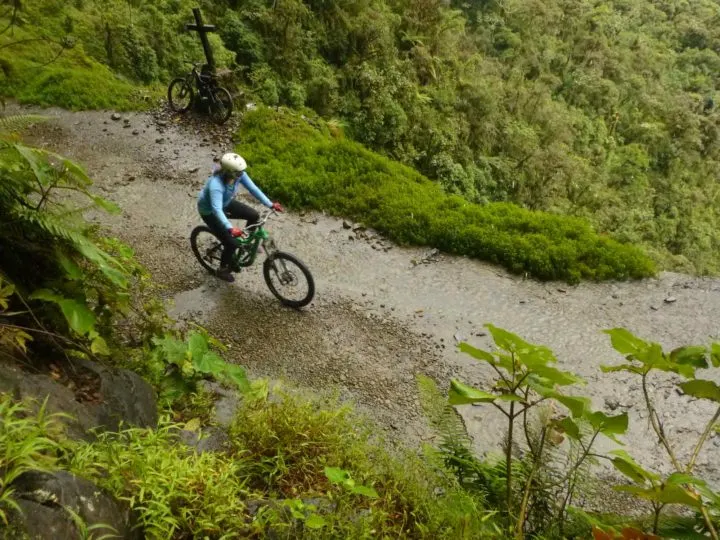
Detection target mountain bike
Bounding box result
[190,209,315,308]
[167,61,233,125]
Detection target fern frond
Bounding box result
[5,207,128,288]
[416,374,495,492]
[417,374,472,450]
[0,114,49,134]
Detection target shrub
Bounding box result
[238,108,656,282]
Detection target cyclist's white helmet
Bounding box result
[219,153,247,173]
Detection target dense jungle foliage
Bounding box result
[5,0,720,275]
[239,107,654,282]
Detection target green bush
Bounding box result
[0,25,153,110]
[9,389,495,539]
[15,66,142,110]
[238,108,656,283]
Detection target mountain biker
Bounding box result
[197,152,284,282]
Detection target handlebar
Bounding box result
[183,61,205,72]
[244,208,279,233]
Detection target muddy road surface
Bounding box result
[21,104,720,486]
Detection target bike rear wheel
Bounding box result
[190,226,223,274]
[263,252,315,308]
[209,86,233,124]
[168,77,194,112]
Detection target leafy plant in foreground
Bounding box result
[0,114,135,361]
[0,395,64,526]
[448,325,629,538]
[601,329,720,539]
[444,324,720,538]
[147,329,250,405]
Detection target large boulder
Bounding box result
[0,358,158,440]
[6,470,140,539]
[75,358,158,433]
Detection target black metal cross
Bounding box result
[185,7,216,71]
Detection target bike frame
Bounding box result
[230,210,279,269]
[184,62,218,96]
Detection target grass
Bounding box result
[0,22,158,111]
[237,107,656,283]
[0,396,64,527]
[2,389,496,538]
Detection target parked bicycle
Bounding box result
[190,209,315,308]
[168,61,233,125]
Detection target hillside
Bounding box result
[5,104,719,539]
[2,0,720,275]
[0,0,719,527]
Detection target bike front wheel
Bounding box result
[168,77,194,112]
[208,86,233,124]
[190,226,223,274]
[263,252,315,308]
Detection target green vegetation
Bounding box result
[0,115,492,538]
[1,390,494,538]
[0,397,62,526]
[240,107,654,282]
[438,324,720,538]
[0,114,718,538]
[0,23,152,110]
[215,0,720,275]
[4,0,720,276]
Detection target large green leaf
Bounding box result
[486,324,533,354]
[552,393,590,418]
[324,467,349,484]
[555,416,581,441]
[604,328,649,357]
[678,380,720,403]
[524,363,582,387]
[656,486,703,508]
[187,332,209,362]
[152,334,188,365]
[604,329,667,368]
[665,472,708,488]
[518,345,558,368]
[587,411,628,442]
[193,351,225,375]
[222,364,250,393]
[609,450,658,484]
[351,485,379,498]
[458,342,495,364]
[670,346,708,370]
[616,485,702,509]
[30,289,96,336]
[448,380,498,405]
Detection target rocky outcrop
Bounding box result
[0,358,158,538]
[0,358,158,440]
[6,470,140,540]
[75,358,158,433]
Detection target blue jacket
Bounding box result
[197,171,273,230]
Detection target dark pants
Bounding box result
[201,200,260,268]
